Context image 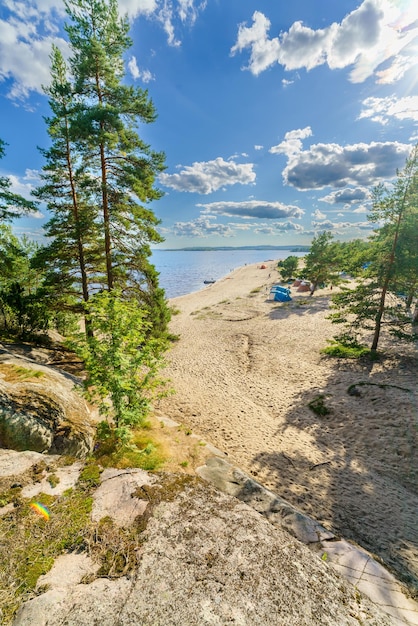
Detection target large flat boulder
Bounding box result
[13,477,391,626]
[0,354,94,458]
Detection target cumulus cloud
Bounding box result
[311,220,354,234]
[359,95,418,124]
[231,0,418,84]
[172,216,234,238]
[312,209,326,219]
[253,221,304,235]
[230,11,281,75]
[159,157,256,194]
[1,0,207,100]
[270,127,312,156]
[118,0,158,18]
[0,6,70,99]
[355,220,376,229]
[127,56,154,82]
[197,200,304,220]
[319,186,370,204]
[282,140,411,190]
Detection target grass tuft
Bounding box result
[308,395,331,417]
[321,340,372,359]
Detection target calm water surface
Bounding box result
[151,249,306,299]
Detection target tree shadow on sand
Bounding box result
[249,350,418,596]
[265,295,334,320]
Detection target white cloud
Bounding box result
[359,95,418,124]
[127,56,154,82]
[172,216,234,238]
[319,186,370,204]
[270,127,312,156]
[153,0,207,47]
[254,145,263,151]
[282,140,411,190]
[230,11,281,75]
[118,0,158,18]
[312,219,353,231]
[159,157,256,194]
[0,14,69,99]
[1,0,207,100]
[312,209,326,219]
[231,0,418,84]
[253,221,304,235]
[5,169,37,200]
[197,200,304,220]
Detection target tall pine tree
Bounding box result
[34,45,101,333]
[65,0,167,309]
[36,0,170,337]
[329,145,418,353]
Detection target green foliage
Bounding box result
[278,255,299,280]
[0,282,51,339]
[94,421,166,470]
[0,225,55,339]
[308,395,331,416]
[327,146,418,352]
[79,463,102,487]
[35,5,171,340]
[0,486,93,623]
[321,340,372,359]
[332,239,370,277]
[71,290,168,442]
[304,231,341,295]
[0,139,38,222]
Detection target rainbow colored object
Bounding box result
[30,502,50,520]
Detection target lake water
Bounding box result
[151,249,306,299]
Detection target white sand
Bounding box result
[155,260,418,593]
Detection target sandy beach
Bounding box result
[155,260,418,595]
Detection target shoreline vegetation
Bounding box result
[155,259,418,595]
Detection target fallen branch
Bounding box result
[309,461,331,471]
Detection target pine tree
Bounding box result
[328,146,418,353]
[304,231,341,295]
[0,140,38,222]
[34,46,100,332]
[35,1,171,338]
[64,0,167,306]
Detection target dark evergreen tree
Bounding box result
[35,1,170,338]
[328,146,418,353]
[64,0,169,336]
[33,46,101,335]
[304,231,341,295]
[278,255,299,281]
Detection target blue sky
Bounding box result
[1,0,418,248]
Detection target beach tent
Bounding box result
[273,291,292,302]
[270,285,291,295]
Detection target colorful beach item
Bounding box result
[30,502,50,520]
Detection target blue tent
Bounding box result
[270,286,291,295]
[273,291,292,302]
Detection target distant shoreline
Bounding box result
[154,245,310,252]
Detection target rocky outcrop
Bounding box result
[0,353,95,458]
[12,472,391,626]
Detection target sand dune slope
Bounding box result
[156,261,418,594]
